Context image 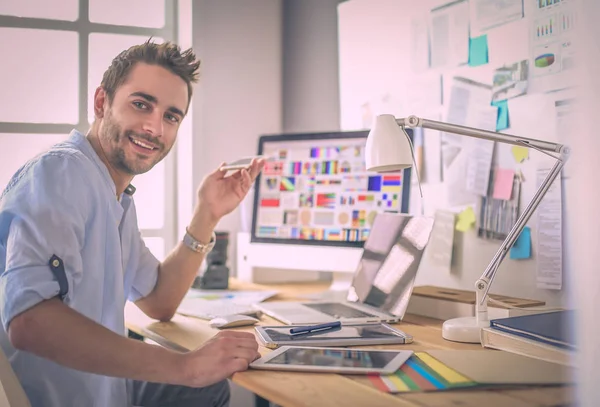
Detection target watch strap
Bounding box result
[183,229,216,254]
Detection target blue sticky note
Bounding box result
[468,35,489,67]
[510,226,531,260]
[492,99,510,131]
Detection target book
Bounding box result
[406,285,546,320]
[490,310,576,349]
[481,326,575,366]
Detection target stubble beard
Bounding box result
[100,111,171,175]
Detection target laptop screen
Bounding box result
[347,213,434,318]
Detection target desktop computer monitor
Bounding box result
[251,130,412,248]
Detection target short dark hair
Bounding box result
[100,39,200,112]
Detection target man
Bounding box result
[0,40,264,406]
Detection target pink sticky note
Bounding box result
[493,169,515,200]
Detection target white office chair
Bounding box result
[0,347,30,407]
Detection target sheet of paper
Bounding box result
[555,96,575,178]
[423,126,442,184]
[511,145,529,163]
[465,134,496,197]
[442,77,497,203]
[510,226,532,260]
[455,206,476,232]
[430,0,470,69]
[536,168,563,290]
[185,289,278,304]
[492,60,529,103]
[468,34,489,67]
[429,210,456,272]
[529,0,576,93]
[492,99,510,131]
[492,168,515,200]
[469,0,524,34]
[404,74,442,117]
[411,14,430,72]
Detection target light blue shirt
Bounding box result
[0,130,160,406]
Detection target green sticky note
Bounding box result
[510,226,531,260]
[468,35,489,67]
[492,99,509,131]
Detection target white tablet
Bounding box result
[250,346,413,374]
[255,323,413,349]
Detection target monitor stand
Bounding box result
[236,232,362,286]
[329,271,354,292]
[300,272,354,301]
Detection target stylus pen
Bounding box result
[289,321,341,335]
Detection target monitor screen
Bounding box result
[251,130,412,247]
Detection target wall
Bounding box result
[191,0,283,272]
[282,0,341,133]
[338,0,576,307]
[190,0,343,281]
[571,0,600,403]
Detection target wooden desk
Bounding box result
[125,280,574,407]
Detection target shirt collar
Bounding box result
[67,129,118,197]
[66,130,133,215]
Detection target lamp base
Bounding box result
[442,316,485,343]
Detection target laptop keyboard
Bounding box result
[303,302,377,319]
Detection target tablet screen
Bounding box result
[262,324,405,342]
[265,348,399,369]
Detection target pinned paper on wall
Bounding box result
[492,168,515,200]
[455,207,476,232]
[430,0,470,68]
[429,210,456,272]
[536,168,563,290]
[512,146,529,163]
[492,100,510,131]
[468,35,489,67]
[510,226,532,259]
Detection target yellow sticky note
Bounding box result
[512,146,529,163]
[455,207,476,232]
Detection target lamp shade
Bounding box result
[365,114,414,172]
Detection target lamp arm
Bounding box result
[397,115,570,325]
[398,116,565,154]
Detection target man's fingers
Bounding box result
[214,162,228,180]
[215,330,256,340]
[249,158,265,180]
[226,358,251,375]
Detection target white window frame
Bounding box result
[0,0,182,259]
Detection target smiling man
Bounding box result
[0,40,264,407]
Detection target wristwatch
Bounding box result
[183,228,216,254]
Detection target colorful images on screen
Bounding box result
[255,139,405,243]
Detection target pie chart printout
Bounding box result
[535,53,555,68]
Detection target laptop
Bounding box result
[255,213,435,324]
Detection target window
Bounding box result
[89,0,165,28]
[0,28,79,124]
[0,0,78,21]
[0,0,181,261]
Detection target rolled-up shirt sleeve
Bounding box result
[0,153,88,331]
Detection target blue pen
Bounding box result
[289,321,341,335]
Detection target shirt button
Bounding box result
[52,259,60,267]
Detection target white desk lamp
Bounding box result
[365,114,569,343]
